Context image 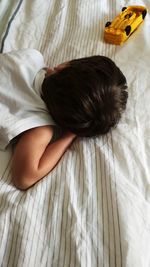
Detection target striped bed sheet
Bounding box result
[0,0,150,266]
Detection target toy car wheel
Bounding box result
[142,10,147,19]
[105,21,111,27]
[122,7,127,12]
[125,25,131,36]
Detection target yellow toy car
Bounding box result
[104,6,147,45]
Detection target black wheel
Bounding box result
[122,7,127,12]
[142,9,147,19]
[105,21,111,27]
[125,25,131,36]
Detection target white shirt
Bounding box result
[0,49,55,150]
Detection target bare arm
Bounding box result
[11,126,76,190]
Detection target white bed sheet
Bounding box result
[0,0,150,266]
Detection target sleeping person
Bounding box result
[0,49,128,190]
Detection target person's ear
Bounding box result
[47,68,54,75]
[54,62,69,71]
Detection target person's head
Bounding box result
[41,55,128,137]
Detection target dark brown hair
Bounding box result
[41,56,128,137]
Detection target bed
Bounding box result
[0,0,150,266]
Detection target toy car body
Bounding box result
[104,6,147,45]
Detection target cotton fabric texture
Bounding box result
[0,1,150,266]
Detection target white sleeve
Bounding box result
[0,49,56,150]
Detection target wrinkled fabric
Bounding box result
[0,0,150,266]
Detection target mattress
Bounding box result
[0,0,150,266]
